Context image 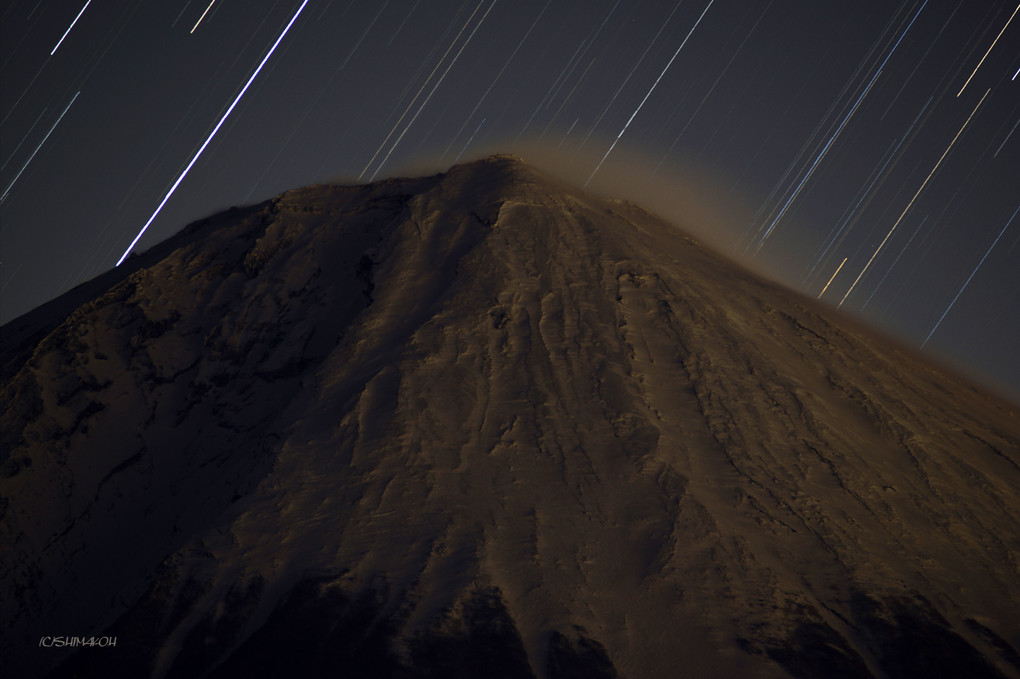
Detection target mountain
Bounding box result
[2,154,1019,679]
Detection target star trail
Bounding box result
[839,87,991,308]
[1,0,1018,399]
[115,0,310,266]
[586,0,715,187]
[49,0,90,56]
[0,89,77,203]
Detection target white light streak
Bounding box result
[51,0,91,55]
[839,89,990,307]
[1,107,47,172]
[654,0,773,173]
[862,214,927,309]
[880,2,960,120]
[540,57,597,139]
[172,1,193,28]
[191,0,218,34]
[921,203,1019,348]
[27,0,44,21]
[242,0,389,200]
[335,0,391,73]
[818,258,847,299]
[805,111,914,282]
[585,0,715,188]
[1,262,25,293]
[116,0,309,266]
[957,3,1019,97]
[535,0,617,132]
[366,0,497,182]
[453,118,485,164]
[359,0,490,181]
[1013,64,1020,80]
[518,40,588,139]
[754,71,882,251]
[388,0,420,46]
[581,1,683,149]
[995,117,1019,157]
[558,117,578,148]
[756,0,927,250]
[1,92,79,203]
[442,0,552,159]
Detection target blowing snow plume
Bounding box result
[2,155,1019,679]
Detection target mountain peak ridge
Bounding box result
[2,154,1019,679]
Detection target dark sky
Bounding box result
[2,0,1018,400]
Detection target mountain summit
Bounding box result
[3,155,1019,678]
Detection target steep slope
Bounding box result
[2,155,1019,679]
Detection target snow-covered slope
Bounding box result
[2,155,1019,678]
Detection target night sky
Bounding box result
[2,0,1018,400]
